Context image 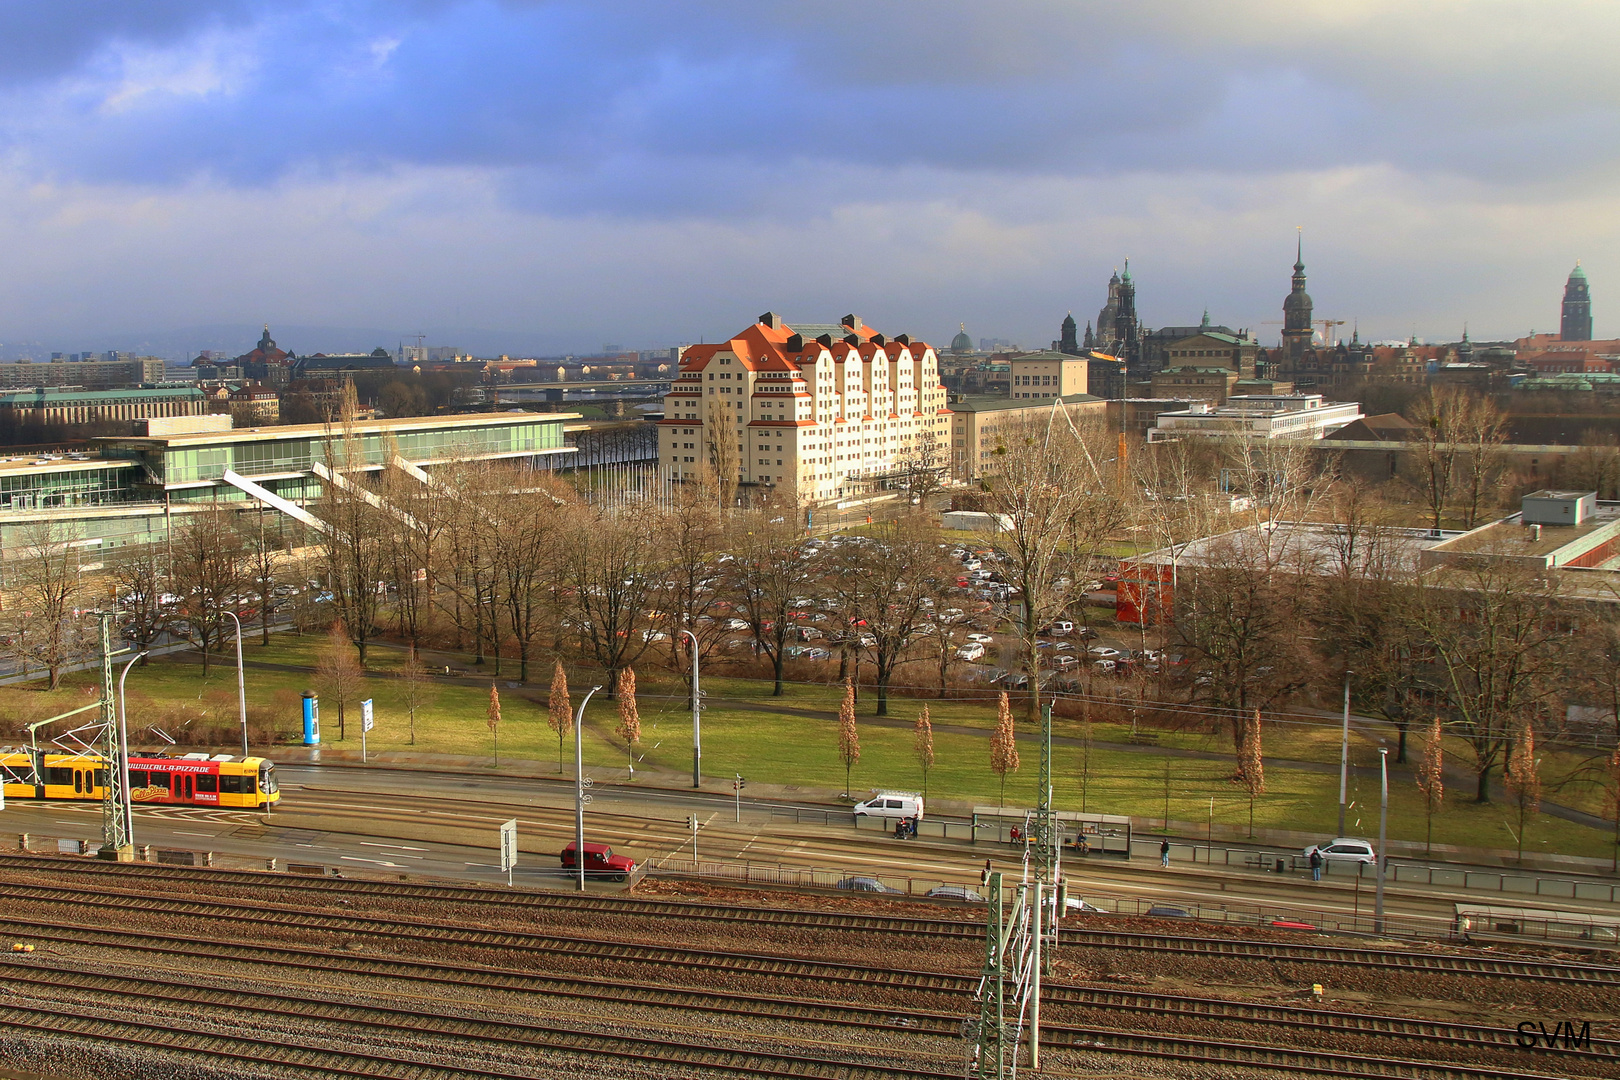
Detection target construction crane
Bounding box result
[1316,319,1346,346]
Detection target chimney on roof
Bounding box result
[844,333,861,346]
[841,314,862,331]
[872,333,887,346]
[894,333,911,345]
[786,333,804,352]
[759,311,783,330]
[816,334,833,347]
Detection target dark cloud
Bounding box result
[0,0,1615,218]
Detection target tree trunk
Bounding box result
[1475,763,1492,804]
[874,656,890,716]
[772,652,785,697]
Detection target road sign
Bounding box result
[499,818,517,885]
[361,699,374,733]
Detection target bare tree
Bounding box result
[823,515,945,716]
[914,705,934,801]
[647,488,726,675]
[729,506,809,696]
[109,541,166,667]
[487,683,502,767]
[318,386,389,665]
[547,660,572,773]
[557,504,657,693]
[1416,715,1445,854]
[240,508,287,646]
[975,412,1124,720]
[1413,560,1569,803]
[493,470,568,681]
[837,679,859,798]
[990,691,1019,808]
[6,520,88,689]
[1503,721,1541,863]
[897,428,947,505]
[315,619,365,741]
[400,645,429,746]
[169,504,250,677]
[1404,386,1507,531]
[1608,745,1620,873]
[704,403,740,512]
[1236,710,1265,837]
[615,667,641,777]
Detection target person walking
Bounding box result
[1160,839,1171,868]
[1310,848,1323,882]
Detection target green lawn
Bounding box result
[3,630,1614,861]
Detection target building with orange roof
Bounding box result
[659,312,950,503]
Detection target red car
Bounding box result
[560,841,636,881]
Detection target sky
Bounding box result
[0,1,1616,359]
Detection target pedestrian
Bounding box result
[1160,839,1171,868]
[980,859,991,887]
[1310,848,1323,882]
[909,817,919,839]
[894,819,905,840]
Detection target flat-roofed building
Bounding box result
[1007,351,1089,399]
[1146,394,1363,443]
[0,356,165,390]
[0,386,206,427]
[947,393,1106,482]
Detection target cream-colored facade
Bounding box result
[658,313,950,502]
[1007,351,1089,399]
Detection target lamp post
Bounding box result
[1375,746,1389,933]
[117,651,148,847]
[680,630,701,788]
[574,684,602,892]
[222,611,248,758]
[1338,669,1352,836]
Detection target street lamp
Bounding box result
[680,629,701,788]
[221,611,248,758]
[574,684,602,892]
[1375,746,1389,933]
[117,651,148,847]
[1338,669,1352,836]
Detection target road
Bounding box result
[8,763,1618,933]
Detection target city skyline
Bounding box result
[0,3,1613,355]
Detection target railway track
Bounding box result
[6,854,1617,988]
[0,962,961,1080]
[0,943,1592,1080]
[2,910,1611,1079]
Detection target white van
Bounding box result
[853,790,925,822]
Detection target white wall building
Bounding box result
[659,312,950,502]
[1146,394,1362,443]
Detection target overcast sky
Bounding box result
[0,1,1615,358]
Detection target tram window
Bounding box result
[94,770,106,789]
[46,767,73,785]
[128,770,147,788]
[219,775,242,794]
[147,772,170,793]
[195,775,217,793]
[74,772,82,794]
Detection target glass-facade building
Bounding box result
[0,412,577,556]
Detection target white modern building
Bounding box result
[658,313,950,502]
[1145,394,1362,443]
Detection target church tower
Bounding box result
[1113,261,1140,369]
[1561,263,1593,341]
[1059,312,1079,354]
[1281,236,1314,370]
[1096,270,1121,349]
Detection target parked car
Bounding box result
[837,876,904,894]
[1303,838,1377,865]
[965,632,994,645]
[927,885,985,903]
[1044,620,1074,636]
[955,643,986,662]
[1088,645,1122,659]
[559,841,636,882]
[1092,659,1116,674]
[1051,655,1079,672]
[853,791,925,822]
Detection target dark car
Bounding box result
[1146,905,1191,919]
[837,876,905,895]
[926,884,985,903]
